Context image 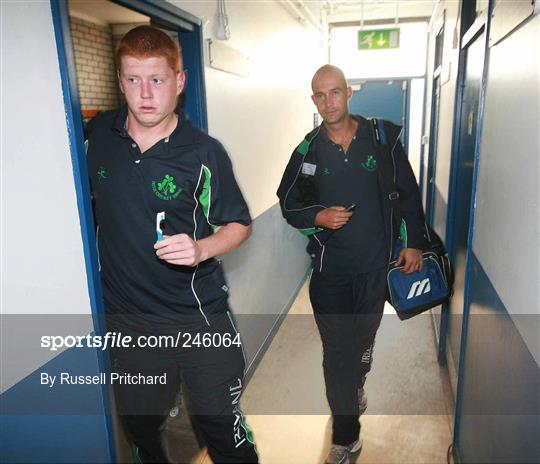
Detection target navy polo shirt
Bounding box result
[87,107,251,331]
[314,117,387,274]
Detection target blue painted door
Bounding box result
[446,33,485,381]
[178,28,207,131]
[348,80,409,148]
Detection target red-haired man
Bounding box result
[86,26,258,463]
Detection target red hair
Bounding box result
[116,26,182,73]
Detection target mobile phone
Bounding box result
[346,203,356,212]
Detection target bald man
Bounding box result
[277,65,427,464]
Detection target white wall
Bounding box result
[472,14,540,362]
[170,1,326,218]
[1,1,94,392]
[330,22,428,79]
[408,78,425,180]
[1,2,92,317]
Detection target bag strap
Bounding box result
[369,117,403,220]
[370,118,438,249]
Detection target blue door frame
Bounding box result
[49,0,208,460]
[436,4,492,461]
[50,1,115,460]
[452,24,491,464]
[424,75,441,225]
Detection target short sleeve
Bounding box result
[199,142,252,228]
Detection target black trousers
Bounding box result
[309,267,386,446]
[109,312,258,463]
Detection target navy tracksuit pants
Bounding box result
[109,312,258,463]
[309,267,386,446]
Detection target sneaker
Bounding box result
[324,438,363,464]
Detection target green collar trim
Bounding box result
[296,126,322,157]
[296,138,310,156]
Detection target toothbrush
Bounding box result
[156,211,166,241]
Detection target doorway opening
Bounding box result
[51,0,208,461]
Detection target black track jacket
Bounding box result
[277,115,428,273]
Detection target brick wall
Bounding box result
[70,16,120,113]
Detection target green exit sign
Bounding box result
[358,28,400,50]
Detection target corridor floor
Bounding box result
[143,280,456,464]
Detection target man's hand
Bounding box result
[154,223,250,266]
[154,234,204,266]
[396,248,423,274]
[315,206,353,230]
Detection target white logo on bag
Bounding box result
[407,278,431,299]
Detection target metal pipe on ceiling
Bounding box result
[281,0,325,34]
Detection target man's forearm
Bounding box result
[197,222,251,262]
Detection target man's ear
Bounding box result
[117,70,125,94]
[347,86,353,100]
[176,70,186,95]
